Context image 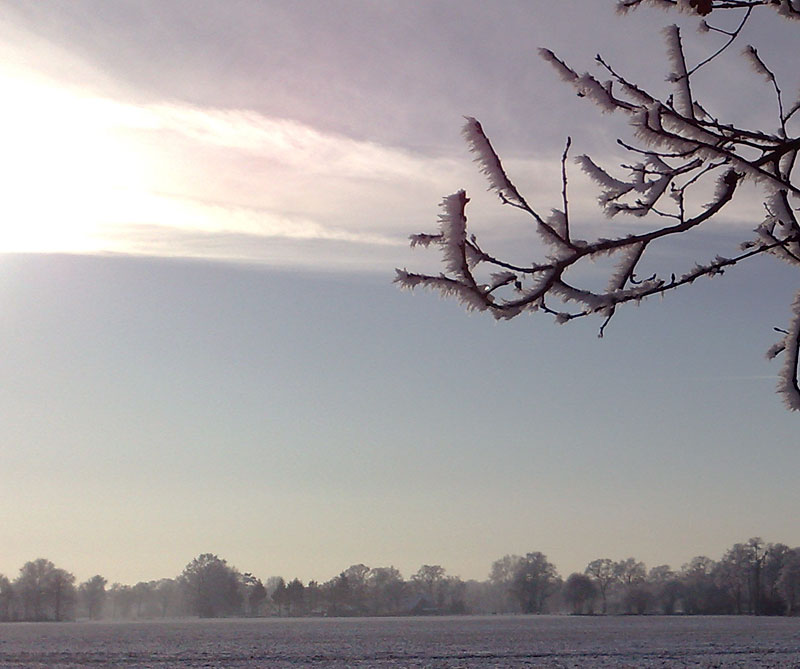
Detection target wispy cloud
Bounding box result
[0,68,769,271]
[1,69,592,272]
[0,72,460,267]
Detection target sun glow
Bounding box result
[0,71,413,262]
[0,74,157,254]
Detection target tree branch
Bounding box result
[398,1,800,409]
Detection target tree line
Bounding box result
[2,537,800,621]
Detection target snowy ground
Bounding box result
[1,615,799,667]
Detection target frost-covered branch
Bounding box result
[617,0,800,19]
[397,1,800,409]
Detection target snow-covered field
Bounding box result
[1,615,799,667]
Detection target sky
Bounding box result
[1,0,799,587]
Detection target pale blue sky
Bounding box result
[1,1,798,585]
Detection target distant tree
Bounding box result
[154,578,180,618]
[180,554,242,618]
[440,576,468,614]
[680,556,730,614]
[0,574,15,621]
[761,543,791,614]
[411,565,447,598]
[270,576,288,616]
[14,559,76,621]
[305,580,322,614]
[625,582,653,615]
[132,581,157,618]
[614,558,648,614]
[50,568,77,621]
[745,537,769,615]
[15,559,48,621]
[367,566,407,615]
[615,558,646,585]
[324,572,353,616]
[341,564,370,613]
[510,552,559,614]
[716,543,755,614]
[648,565,681,615]
[407,565,447,610]
[285,578,306,616]
[397,0,800,411]
[489,555,523,613]
[584,559,617,614]
[108,583,134,619]
[241,573,267,617]
[489,555,523,587]
[563,573,598,614]
[777,548,800,614]
[78,575,107,620]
